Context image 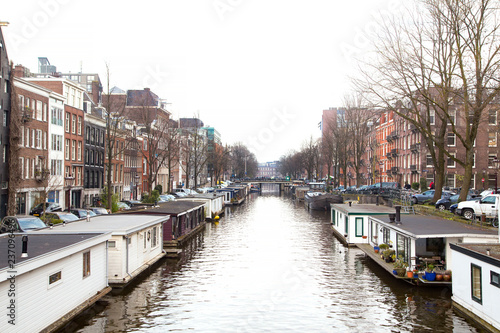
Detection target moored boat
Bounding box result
[305,191,343,210]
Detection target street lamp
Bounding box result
[379,161,384,188]
[65,174,75,212]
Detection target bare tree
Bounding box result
[230,143,257,178]
[301,137,319,181]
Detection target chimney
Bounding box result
[395,206,402,225]
[389,214,396,223]
[349,201,352,207]
[21,235,28,258]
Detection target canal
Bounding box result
[74,192,483,332]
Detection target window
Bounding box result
[489,109,497,125]
[65,112,70,132]
[488,155,498,168]
[447,109,455,125]
[429,110,435,125]
[355,217,363,237]
[426,154,433,167]
[471,264,482,304]
[152,226,158,247]
[78,142,82,161]
[469,110,475,124]
[49,271,62,285]
[489,132,497,147]
[51,107,63,126]
[36,100,42,120]
[65,139,70,160]
[36,130,42,149]
[78,116,82,135]
[447,133,455,146]
[72,114,76,134]
[83,251,91,278]
[447,153,456,168]
[72,140,76,160]
[108,241,116,248]
[31,129,35,148]
[344,216,348,234]
[491,271,500,288]
[446,173,455,188]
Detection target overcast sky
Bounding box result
[2,0,402,162]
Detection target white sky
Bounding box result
[1,0,403,162]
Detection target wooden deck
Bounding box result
[356,243,452,287]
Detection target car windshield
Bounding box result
[449,194,460,201]
[18,217,46,230]
[59,214,79,222]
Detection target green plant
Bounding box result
[154,184,163,195]
[419,177,428,191]
[393,256,409,269]
[426,263,435,273]
[411,182,419,190]
[379,243,389,250]
[383,249,395,259]
[142,190,160,204]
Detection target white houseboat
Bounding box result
[178,193,225,220]
[450,242,500,332]
[39,214,168,288]
[330,203,397,246]
[0,232,111,333]
[364,207,498,283]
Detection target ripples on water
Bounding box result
[75,193,481,333]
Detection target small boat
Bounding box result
[305,191,343,210]
[250,185,260,192]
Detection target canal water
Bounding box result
[74,191,483,332]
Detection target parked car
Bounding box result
[0,215,47,233]
[435,194,475,211]
[456,194,500,219]
[342,185,358,193]
[89,207,109,215]
[370,182,401,195]
[356,185,369,193]
[449,203,458,214]
[116,202,131,211]
[172,188,192,195]
[42,212,80,224]
[411,190,455,204]
[70,209,97,218]
[121,200,142,207]
[29,202,62,216]
[159,194,175,202]
[170,191,188,198]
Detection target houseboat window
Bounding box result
[49,271,62,285]
[128,238,132,245]
[471,264,482,304]
[108,241,116,248]
[383,227,390,244]
[396,234,410,263]
[83,251,91,278]
[345,216,348,234]
[144,232,147,249]
[332,209,335,225]
[152,226,158,247]
[355,218,363,237]
[491,271,500,288]
[370,221,378,243]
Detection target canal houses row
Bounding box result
[0,232,112,333]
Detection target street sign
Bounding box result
[482,178,485,183]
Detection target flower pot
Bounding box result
[374,249,379,253]
[393,270,398,275]
[385,258,392,263]
[443,274,451,282]
[407,271,414,278]
[425,272,436,281]
[436,274,443,281]
[395,268,406,277]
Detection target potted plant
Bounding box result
[379,243,389,251]
[393,257,408,277]
[425,264,436,281]
[443,270,452,282]
[383,249,395,263]
[374,245,380,253]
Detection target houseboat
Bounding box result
[40,214,167,289]
[129,201,206,250]
[305,192,342,210]
[361,207,499,285]
[0,232,111,333]
[177,192,225,220]
[450,242,500,332]
[330,203,397,246]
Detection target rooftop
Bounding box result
[0,233,109,271]
[331,203,396,215]
[124,201,205,216]
[455,243,500,261]
[373,213,498,238]
[38,214,169,235]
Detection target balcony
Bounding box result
[35,168,50,182]
[410,124,419,133]
[410,165,419,174]
[387,131,399,142]
[386,153,393,160]
[391,149,398,157]
[410,143,420,153]
[391,166,399,174]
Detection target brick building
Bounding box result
[0,25,10,218]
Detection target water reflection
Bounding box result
[74,194,481,333]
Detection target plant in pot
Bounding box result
[374,245,380,253]
[393,257,408,277]
[443,270,452,282]
[425,264,436,281]
[383,249,395,263]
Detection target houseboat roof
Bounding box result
[331,203,396,215]
[129,201,205,216]
[372,214,498,238]
[41,214,169,236]
[0,232,110,273]
[450,243,500,268]
[190,193,225,199]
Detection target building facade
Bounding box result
[0,25,10,218]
